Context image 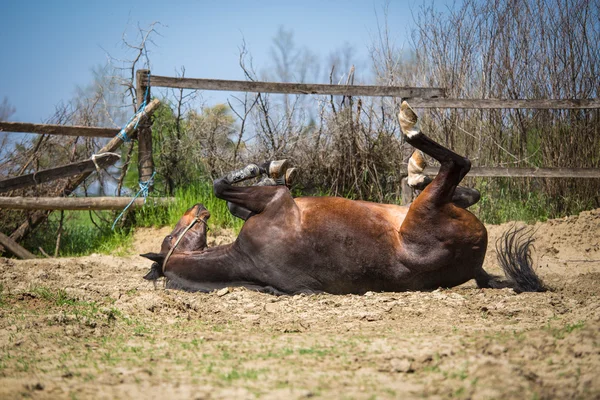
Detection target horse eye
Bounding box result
[166,235,173,240]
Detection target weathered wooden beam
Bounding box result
[136,69,154,190]
[0,153,120,193]
[400,177,415,206]
[409,98,600,109]
[0,231,36,259]
[143,74,599,108]
[0,196,174,211]
[399,166,600,178]
[0,122,119,138]
[143,74,446,98]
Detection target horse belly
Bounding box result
[239,197,412,294]
[293,209,410,293]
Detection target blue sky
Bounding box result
[1,0,425,124]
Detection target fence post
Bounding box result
[401,177,415,206]
[136,69,154,191]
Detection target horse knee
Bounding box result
[213,178,228,198]
[227,201,254,221]
[452,187,480,208]
[445,157,471,183]
[459,158,471,180]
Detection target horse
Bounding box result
[141,102,546,295]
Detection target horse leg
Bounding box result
[159,168,299,292]
[398,101,487,288]
[399,102,472,205]
[215,171,294,221]
[223,162,297,221]
[407,150,480,208]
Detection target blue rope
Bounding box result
[111,171,156,230]
[117,73,152,142]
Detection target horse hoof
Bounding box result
[407,151,430,189]
[285,167,298,186]
[255,177,277,186]
[268,159,290,179]
[398,101,420,137]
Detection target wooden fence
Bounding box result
[0,122,119,138]
[142,70,600,198]
[398,166,600,179]
[0,197,173,211]
[1,68,599,258]
[0,97,162,258]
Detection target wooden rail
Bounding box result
[0,231,36,259]
[143,74,446,98]
[399,166,600,178]
[0,121,119,138]
[143,73,599,109]
[409,98,600,109]
[0,196,174,211]
[0,153,120,193]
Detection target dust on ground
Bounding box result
[1,210,599,399]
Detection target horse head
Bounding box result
[140,203,210,281]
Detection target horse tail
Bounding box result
[476,226,547,293]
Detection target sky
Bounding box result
[0,0,426,125]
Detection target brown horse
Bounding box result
[141,102,545,295]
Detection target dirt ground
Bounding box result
[1,209,599,399]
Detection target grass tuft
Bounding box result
[471,178,595,224]
[134,180,244,231]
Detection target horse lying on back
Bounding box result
[141,102,546,295]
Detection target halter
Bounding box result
[162,207,209,274]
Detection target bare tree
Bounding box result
[0,97,16,121]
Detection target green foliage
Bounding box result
[130,101,238,196]
[134,180,243,232]
[471,178,596,224]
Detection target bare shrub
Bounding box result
[407,0,600,212]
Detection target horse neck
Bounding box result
[165,243,252,286]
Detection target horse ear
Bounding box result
[140,252,165,264]
[143,262,164,281]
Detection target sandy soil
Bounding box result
[0,210,599,399]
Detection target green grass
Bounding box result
[0,283,5,307]
[544,320,586,339]
[134,180,244,231]
[23,210,133,257]
[471,178,595,224]
[30,286,77,306]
